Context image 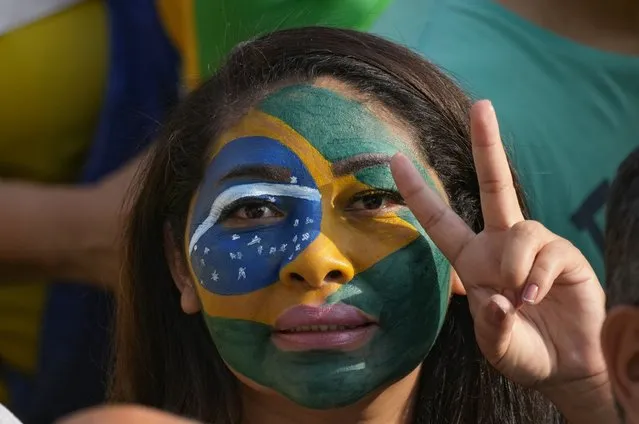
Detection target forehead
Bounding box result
[209,84,408,167]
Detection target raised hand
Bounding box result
[391,101,614,420]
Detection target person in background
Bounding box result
[0,1,393,422]
[370,0,639,280]
[602,148,639,423]
[0,1,178,422]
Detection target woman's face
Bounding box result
[184,83,451,409]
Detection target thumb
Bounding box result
[473,292,516,365]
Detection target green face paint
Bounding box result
[189,84,450,409]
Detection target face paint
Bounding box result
[186,85,450,409]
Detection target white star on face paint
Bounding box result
[238,267,246,280]
[305,217,314,224]
[280,244,287,252]
[292,234,298,243]
[237,251,243,260]
[204,247,210,255]
[211,271,219,281]
[200,258,206,266]
[269,247,277,255]
[194,245,198,251]
[295,244,301,251]
[257,245,263,255]
[293,219,299,227]
[247,235,261,246]
[267,196,276,202]
[290,176,298,184]
[230,252,237,260]
[232,234,240,240]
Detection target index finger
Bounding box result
[391,153,475,265]
[471,101,524,230]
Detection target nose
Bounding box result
[280,233,355,288]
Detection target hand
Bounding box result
[391,101,612,419]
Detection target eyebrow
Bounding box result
[332,153,393,177]
[219,164,292,183]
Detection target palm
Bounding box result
[392,101,606,391]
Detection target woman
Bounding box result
[111,27,611,423]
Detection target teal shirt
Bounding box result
[372,0,639,280]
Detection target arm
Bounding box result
[0,153,145,288]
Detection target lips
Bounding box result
[271,304,378,352]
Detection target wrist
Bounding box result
[541,372,620,424]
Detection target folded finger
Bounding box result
[499,221,547,302]
[521,238,585,305]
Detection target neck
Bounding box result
[499,0,639,54]
[241,367,421,424]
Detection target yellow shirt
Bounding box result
[0,0,108,403]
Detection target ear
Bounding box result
[164,222,201,315]
[601,305,639,419]
[450,270,466,296]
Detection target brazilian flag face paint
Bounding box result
[186,85,451,409]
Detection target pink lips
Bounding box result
[271,304,378,352]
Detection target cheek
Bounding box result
[361,229,451,332]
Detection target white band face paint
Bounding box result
[189,183,321,253]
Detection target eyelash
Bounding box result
[349,189,405,206]
[217,198,282,222]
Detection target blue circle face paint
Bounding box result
[189,136,322,295]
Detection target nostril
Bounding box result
[325,270,344,282]
[290,272,305,282]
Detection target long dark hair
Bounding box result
[112,27,560,423]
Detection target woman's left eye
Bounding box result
[346,190,405,214]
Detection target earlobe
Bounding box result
[164,222,202,315]
[601,306,639,417]
[450,271,466,296]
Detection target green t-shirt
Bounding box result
[372,0,639,279]
[192,0,392,73]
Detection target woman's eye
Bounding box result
[346,191,404,214]
[219,200,285,228]
[232,204,280,220]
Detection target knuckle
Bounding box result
[419,204,448,231]
[479,178,512,195]
[531,255,555,277]
[509,220,542,240]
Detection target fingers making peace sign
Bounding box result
[391,101,607,395]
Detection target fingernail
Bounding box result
[522,283,539,304]
[490,300,507,326]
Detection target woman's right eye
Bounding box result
[221,201,284,227]
[233,204,280,220]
